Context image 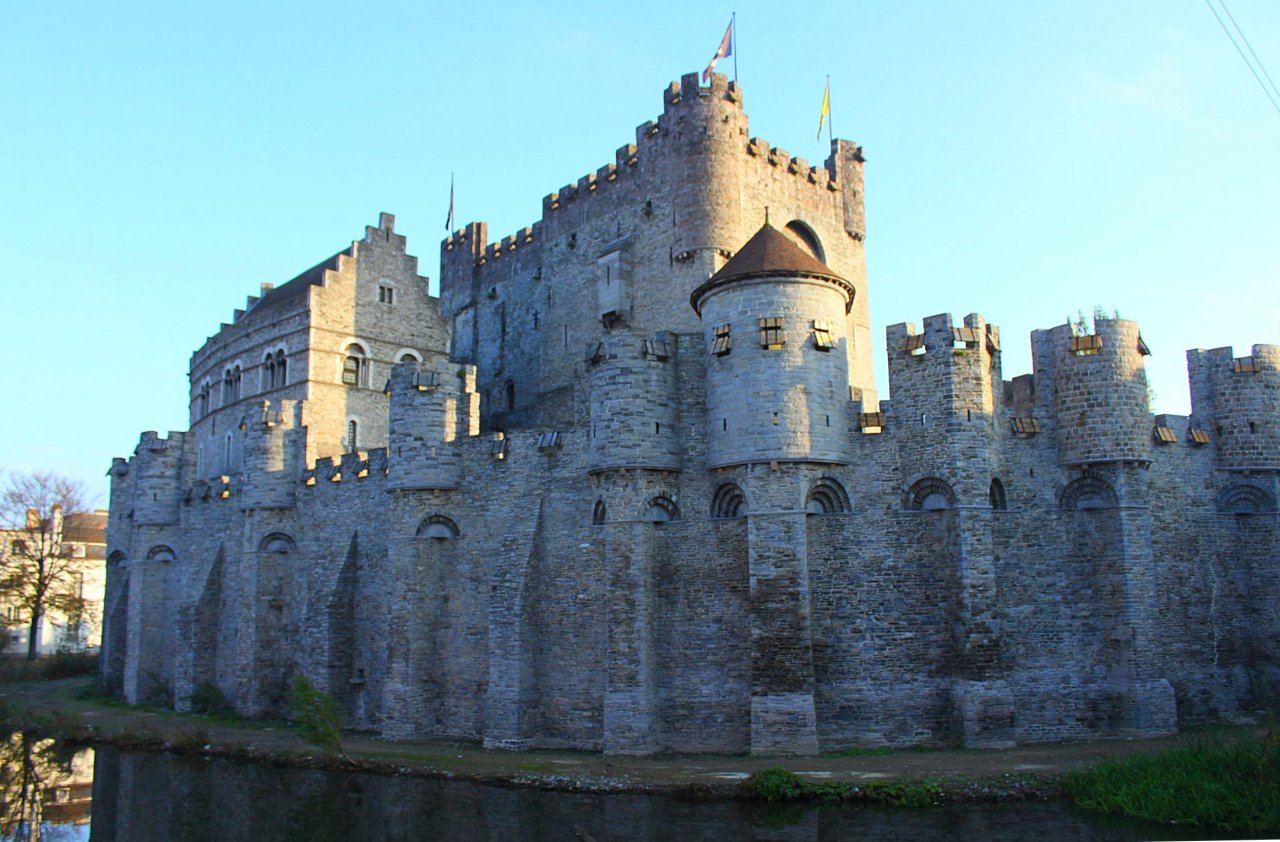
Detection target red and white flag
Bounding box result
[702,19,734,83]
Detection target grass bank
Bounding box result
[1065,735,1280,833]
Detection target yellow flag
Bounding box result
[817,79,830,140]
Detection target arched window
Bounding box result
[505,380,516,412]
[592,499,607,525]
[146,545,175,564]
[1059,476,1118,511]
[261,353,275,392]
[222,369,234,404]
[107,551,126,568]
[397,350,422,364]
[989,478,1008,511]
[259,533,296,554]
[806,478,850,514]
[906,477,956,511]
[342,344,369,388]
[644,495,680,523]
[416,514,460,540]
[346,419,359,452]
[785,220,826,263]
[711,483,747,518]
[196,382,209,417]
[231,366,242,401]
[275,350,287,387]
[1215,482,1276,515]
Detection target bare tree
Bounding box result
[0,472,91,660]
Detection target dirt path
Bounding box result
[1,678,1263,799]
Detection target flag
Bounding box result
[817,79,830,141]
[444,174,454,232]
[702,19,734,83]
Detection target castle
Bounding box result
[102,72,1280,754]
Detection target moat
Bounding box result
[2,730,1267,841]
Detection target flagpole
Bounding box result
[732,12,738,84]
[826,75,833,149]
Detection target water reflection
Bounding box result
[0,733,1252,841]
[0,731,92,842]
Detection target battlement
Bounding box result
[439,73,854,293]
[1030,317,1151,466]
[1188,344,1280,471]
[885,314,1002,441]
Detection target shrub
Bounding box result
[288,673,354,765]
[749,767,805,802]
[190,682,237,718]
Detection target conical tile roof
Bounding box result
[690,223,853,316]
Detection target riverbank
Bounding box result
[0,677,1264,804]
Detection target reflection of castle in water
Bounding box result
[83,744,1151,841]
[0,733,93,838]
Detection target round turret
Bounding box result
[1039,318,1152,465]
[1188,344,1280,470]
[692,223,855,469]
[587,330,681,472]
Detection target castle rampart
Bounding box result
[102,72,1280,757]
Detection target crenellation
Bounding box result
[104,71,1280,757]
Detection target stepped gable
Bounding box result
[689,222,854,315]
[249,246,354,314]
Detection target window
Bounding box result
[197,383,209,417]
[812,320,837,351]
[261,353,275,392]
[342,344,369,387]
[506,380,516,412]
[759,318,785,350]
[346,419,359,451]
[398,351,420,364]
[711,324,731,356]
[378,285,395,305]
[275,350,287,387]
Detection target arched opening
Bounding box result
[592,499,607,525]
[342,343,369,388]
[1059,476,1118,511]
[258,533,296,554]
[146,545,176,564]
[906,478,956,511]
[274,350,287,387]
[417,514,460,540]
[711,483,747,519]
[989,478,1008,510]
[261,353,275,392]
[1215,482,1277,515]
[397,350,422,364]
[785,220,826,263]
[644,495,680,523]
[806,477,850,514]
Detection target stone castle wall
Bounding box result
[101,73,1280,755]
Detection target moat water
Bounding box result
[0,732,1257,841]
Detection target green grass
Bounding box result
[1065,736,1280,833]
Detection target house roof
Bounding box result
[249,246,354,315]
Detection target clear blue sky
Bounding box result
[2,1,1277,505]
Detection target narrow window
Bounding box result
[812,320,837,351]
[506,380,516,411]
[275,350,287,386]
[346,419,359,451]
[759,318,785,350]
[378,285,395,304]
[711,324,732,356]
[722,418,727,431]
